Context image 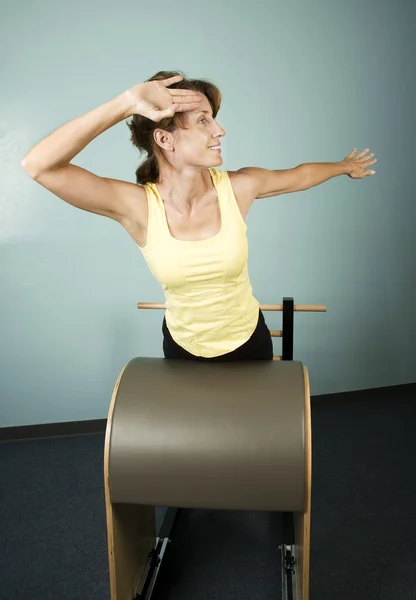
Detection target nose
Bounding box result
[213,122,226,139]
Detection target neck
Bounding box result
[156,167,212,210]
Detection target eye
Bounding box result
[199,117,207,124]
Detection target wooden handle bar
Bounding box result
[137,302,326,313]
[260,304,327,312]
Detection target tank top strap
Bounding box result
[208,168,247,230]
[141,181,171,245]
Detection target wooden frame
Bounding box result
[104,364,157,600]
[293,365,312,600]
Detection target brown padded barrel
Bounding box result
[107,358,308,512]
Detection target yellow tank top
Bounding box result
[139,168,260,358]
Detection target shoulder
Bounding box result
[121,181,148,224]
[209,167,257,201]
[114,181,149,243]
[226,169,259,219]
[227,168,258,194]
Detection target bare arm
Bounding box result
[229,148,376,219]
[21,91,145,224]
[22,92,132,175]
[21,75,202,226]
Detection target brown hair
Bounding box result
[126,71,222,185]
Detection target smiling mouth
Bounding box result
[208,145,221,151]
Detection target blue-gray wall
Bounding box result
[1,0,415,427]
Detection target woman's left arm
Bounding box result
[232,147,377,204]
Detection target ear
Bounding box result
[153,128,175,151]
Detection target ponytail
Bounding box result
[135,153,160,186]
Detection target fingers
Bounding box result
[170,90,203,103]
[355,147,371,159]
[348,147,373,159]
[167,88,203,113]
[153,99,201,120]
[170,88,201,97]
[174,101,204,112]
[162,75,184,86]
[346,148,357,159]
[169,90,203,113]
[347,148,377,170]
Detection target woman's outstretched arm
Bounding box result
[229,147,377,218]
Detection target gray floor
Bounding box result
[151,508,283,600]
[1,384,415,600]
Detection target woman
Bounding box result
[21,71,377,362]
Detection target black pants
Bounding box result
[162,310,273,361]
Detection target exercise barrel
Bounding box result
[104,357,312,599]
[107,358,308,511]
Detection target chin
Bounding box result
[191,152,223,169]
[208,153,223,167]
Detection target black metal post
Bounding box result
[282,297,294,361]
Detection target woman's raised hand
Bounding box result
[124,75,202,121]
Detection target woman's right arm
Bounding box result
[21,76,202,226]
[21,91,145,225]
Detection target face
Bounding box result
[157,93,226,169]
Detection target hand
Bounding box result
[343,148,377,179]
[124,75,202,122]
